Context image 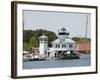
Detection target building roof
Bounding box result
[23,51,29,54]
[39,34,48,39]
[51,38,76,44]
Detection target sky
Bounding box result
[23,10,91,38]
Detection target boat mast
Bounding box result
[83,15,88,53]
[85,15,88,38]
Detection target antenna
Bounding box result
[85,15,88,38]
[22,12,25,31]
[23,19,24,29]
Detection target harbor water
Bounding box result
[23,54,91,69]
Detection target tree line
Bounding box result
[23,29,58,51]
[23,29,91,51]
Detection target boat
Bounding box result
[23,51,33,61]
[29,54,46,61]
[23,56,30,61]
[59,51,80,59]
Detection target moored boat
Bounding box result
[58,51,80,59]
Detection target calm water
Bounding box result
[23,54,91,69]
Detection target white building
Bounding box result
[39,28,76,58]
[39,34,48,57]
[51,27,76,57]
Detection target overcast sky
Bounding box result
[23,10,91,38]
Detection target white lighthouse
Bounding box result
[58,27,69,41]
[51,27,76,57]
[39,34,48,56]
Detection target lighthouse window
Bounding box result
[44,38,47,41]
[69,44,73,48]
[58,32,66,35]
[58,44,60,48]
[62,44,66,48]
[56,44,57,48]
[40,38,43,41]
[56,44,60,48]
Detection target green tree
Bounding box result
[23,43,28,51]
[28,36,39,51]
[23,30,35,43]
[44,31,57,47]
[23,29,58,50]
[72,37,80,42]
[79,37,90,43]
[72,37,91,43]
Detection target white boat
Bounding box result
[33,55,39,60]
[23,54,33,61]
[39,54,46,60]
